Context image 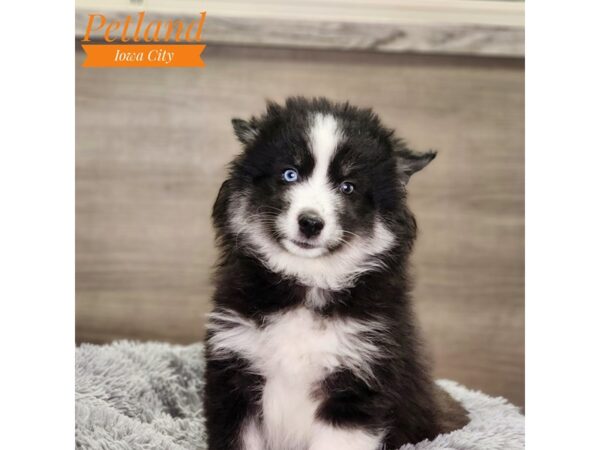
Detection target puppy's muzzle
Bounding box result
[298,210,324,238]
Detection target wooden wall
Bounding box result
[76,45,524,407]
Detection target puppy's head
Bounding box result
[213,98,435,288]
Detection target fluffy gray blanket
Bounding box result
[76,341,524,449]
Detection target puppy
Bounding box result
[204,97,468,450]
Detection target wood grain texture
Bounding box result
[75,0,524,57]
[76,44,524,406]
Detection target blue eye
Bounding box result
[282,168,299,183]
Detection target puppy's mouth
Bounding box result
[290,239,318,250]
[281,238,329,257]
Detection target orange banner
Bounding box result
[82,44,205,68]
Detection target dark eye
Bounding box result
[340,181,355,195]
[282,168,299,183]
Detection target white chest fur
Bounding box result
[207,306,385,449]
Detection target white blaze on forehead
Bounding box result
[309,113,342,179]
[278,114,343,253]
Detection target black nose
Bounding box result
[298,212,324,238]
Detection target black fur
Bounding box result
[204,97,468,449]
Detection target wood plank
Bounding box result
[76,44,524,406]
[75,0,524,57]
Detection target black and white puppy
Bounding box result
[204,97,468,450]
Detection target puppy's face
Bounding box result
[273,113,366,258]
[214,98,434,287]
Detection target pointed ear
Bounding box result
[395,148,437,184]
[212,179,231,230]
[232,118,258,145]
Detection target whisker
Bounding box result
[341,229,361,239]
